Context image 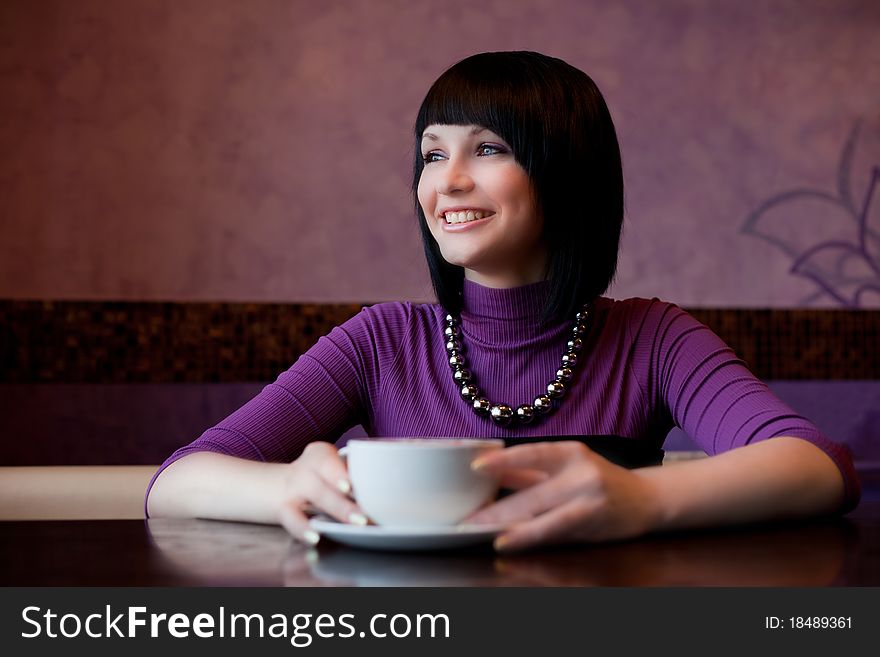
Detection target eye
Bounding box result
[421,151,445,164]
[478,143,505,156]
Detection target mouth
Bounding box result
[440,209,496,225]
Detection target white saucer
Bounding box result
[309,517,505,551]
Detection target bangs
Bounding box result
[414,57,544,173]
[416,76,517,138]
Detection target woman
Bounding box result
[146,51,860,552]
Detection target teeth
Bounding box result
[444,210,489,224]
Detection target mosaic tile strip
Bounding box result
[1,301,877,382]
[1,301,364,384]
[687,308,879,381]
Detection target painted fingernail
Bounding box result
[337,479,352,494]
[303,529,321,546]
[348,512,368,526]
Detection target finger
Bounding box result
[466,469,585,525]
[465,487,550,525]
[498,468,550,490]
[278,500,321,546]
[317,451,355,497]
[303,442,353,496]
[495,498,597,553]
[472,441,591,474]
[301,469,368,526]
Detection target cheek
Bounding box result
[490,169,533,213]
[417,176,433,212]
[418,177,441,241]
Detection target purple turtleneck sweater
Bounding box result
[145,279,861,513]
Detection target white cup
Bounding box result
[342,438,504,527]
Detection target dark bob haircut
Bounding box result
[412,51,624,323]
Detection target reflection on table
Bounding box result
[145,515,859,587]
[2,503,875,586]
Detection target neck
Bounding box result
[463,263,548,290]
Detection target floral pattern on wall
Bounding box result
[743,123,880,308]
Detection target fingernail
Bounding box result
[337,479,352,494]
[471,458,486,471]
[494,535,510,551]
[348,512,368,526]
[305,549,319,563]
[303,529,321,546]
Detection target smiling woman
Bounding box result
[412,51,623,323]
[145,51,860,553]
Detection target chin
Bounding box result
[438,251,483,271]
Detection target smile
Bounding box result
[442,209,495,224]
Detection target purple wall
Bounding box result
[1,0,878,307]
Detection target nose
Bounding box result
[435,156,474,195]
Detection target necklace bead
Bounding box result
[443,302,592,427]
[453,368,471,383]
[547,381,566,398]
[515,404,535,423]
[490,404,513,426]
[556,367,573,381]
[533,395,553,414]
[473,398,491,415]
[448,352,465,368]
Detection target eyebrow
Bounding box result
[421,126,488,142]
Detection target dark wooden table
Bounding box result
[2,500,879,586]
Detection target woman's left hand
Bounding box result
[464,441,661,552]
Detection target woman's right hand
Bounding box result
[277,441,367,545]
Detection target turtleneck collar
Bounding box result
[461,278,552,321]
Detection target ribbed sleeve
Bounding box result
[145,281,861,516]
[631,299,860,510]
[143,303,394,511]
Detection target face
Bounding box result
[417,124,547,288]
